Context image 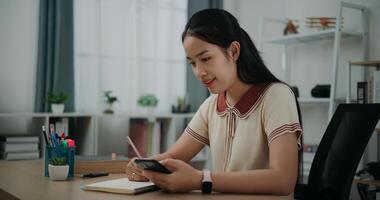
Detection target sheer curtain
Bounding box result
[74,0,187,113]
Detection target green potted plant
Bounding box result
[103,91,118,114]
[137,94,158,113]
[46,92,69,113]
[48,156,69,181]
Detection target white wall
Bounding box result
[0,0,39,134]
[224,0,380,145]
[0,0,39,113]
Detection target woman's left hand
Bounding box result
[142,158,203,192]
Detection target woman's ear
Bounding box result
[228,41,240,62]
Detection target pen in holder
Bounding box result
[44,146,75,178]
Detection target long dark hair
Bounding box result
[182,8,304,183]
[182,9,279,84]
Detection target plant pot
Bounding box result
[48,164,69,181]
[103,104,114,114]
[139,107,156,115]
[51,104,65,113]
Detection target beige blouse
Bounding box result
[185,82,302,172]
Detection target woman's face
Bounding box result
[183,36,238,94]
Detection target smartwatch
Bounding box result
[202,170,212,194]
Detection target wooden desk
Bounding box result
[0,160,290,200]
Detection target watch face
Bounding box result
[202,182,212,194]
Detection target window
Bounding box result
[74,0,187,113]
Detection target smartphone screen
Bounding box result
[134,159,172,174]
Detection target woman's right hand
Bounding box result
[125,157,149,182]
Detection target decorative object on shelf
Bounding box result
[290,86,299,98]
[283,19,299,35]
[103,91,118,114]
[137,94,158,113]
[357,81,368,104]
[311,84,330,98]
[306,17,343,31]
[172,96,190,113]
[357,162,380,180]
[45,91,69,113]
[48,156,69,181]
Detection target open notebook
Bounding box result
[81,178,158,194]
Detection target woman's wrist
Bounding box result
[192,170,203,190]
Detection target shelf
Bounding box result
[349,60,380,67]
[97,112,194,119]
[263,29,362,45]
[298,97,330,104]
[0,112,194,118]
[0,112,94,117]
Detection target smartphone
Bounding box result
[134,159,172,174]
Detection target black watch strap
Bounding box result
[202,170,212,194]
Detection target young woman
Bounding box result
[126,8,302,196]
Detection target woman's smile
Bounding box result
[202,78,216,88]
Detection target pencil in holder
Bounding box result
[44,146,75,178]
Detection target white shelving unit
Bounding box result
[258,1,369,179]
[258,1,369,119]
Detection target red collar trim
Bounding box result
[217,83,272,117]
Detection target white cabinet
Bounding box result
[0,112,209,167]
[0,113,96,156]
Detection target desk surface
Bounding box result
[0,160,290,200]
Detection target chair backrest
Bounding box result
[306,104,380,200]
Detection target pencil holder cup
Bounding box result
[44,146,75,178]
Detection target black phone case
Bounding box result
[134,159,172,174]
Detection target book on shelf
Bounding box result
[128,119,149,158]
[56,118,69,136]
[0,151,40,160]
[357,81,368,104]
[0,135,39,143]
[373,71,380,103]
[303,143,318,153]
[0,142,39,152]
[303,162,312,176]
[127,119,163,158]
[81,178,158,195]
[303,151,316,163]
[356,72,380,104]
[150,121,161,156]
[0,135,40,160]
[50,118,69,136]
[302,143,318,176]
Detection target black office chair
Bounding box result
[295,104,380,200]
